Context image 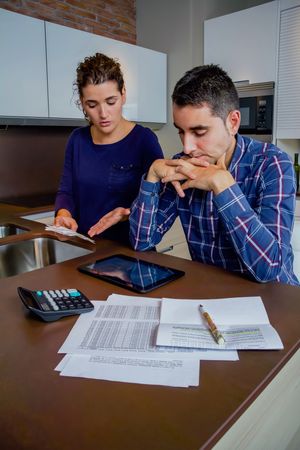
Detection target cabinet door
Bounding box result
[46,22,138,120]
[136,47,167,123]
[0,9,48,117]
[46,21,166,123]
[276,6,300,139]
[204,1,279,83]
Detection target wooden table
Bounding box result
[0,227,299,450]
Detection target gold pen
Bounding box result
[199,305,225,345]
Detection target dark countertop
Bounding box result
[0,201,54,218]
[0,215,300,450]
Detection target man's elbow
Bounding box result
[249,265,282,284]
[134,242,152,252]
[129,236,151,252]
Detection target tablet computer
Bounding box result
[78,254,185,293]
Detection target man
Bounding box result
[129,64,299,285]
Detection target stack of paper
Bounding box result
[56,295,283,387]
[55,295,238,388]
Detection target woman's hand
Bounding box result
[88,207,130,237]
[54,209,78,231]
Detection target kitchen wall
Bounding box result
[136,0,271,157]
[0,0,136,44]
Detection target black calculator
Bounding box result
[17,287,94,322]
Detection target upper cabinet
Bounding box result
[204,1,279,84]
[135,47,167,123]
[0,9,167,125]
[276,4,300,138]
[0,8,48,118]
[45,22,167,123]
[45,22,138,120]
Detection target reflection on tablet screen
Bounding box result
[81,254,184,292]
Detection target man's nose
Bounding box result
[182,135,196,155]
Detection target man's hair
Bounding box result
[172,64,239,122]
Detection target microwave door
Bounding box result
[239,97,257,134]
[257,96,273,133]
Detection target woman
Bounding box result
[54,53,163,244]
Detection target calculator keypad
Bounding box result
[34,289,93,312]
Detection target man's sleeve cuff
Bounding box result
[140,174,162,194]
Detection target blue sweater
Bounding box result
[55,124,163,244]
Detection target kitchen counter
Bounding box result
[0,216,300,450]
[0,201,54,220]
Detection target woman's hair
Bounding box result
[172,64,239,123]
[74,52,125,103]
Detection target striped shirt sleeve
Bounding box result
[129,177,178,251]
[213,154,296,282]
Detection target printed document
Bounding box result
[156,297,283,350]
[56,296,240,387]
[58,298,238,361]
[55,354,199,387]
[57,298,202,387]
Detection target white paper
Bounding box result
[45,225,95,244]
[58,299,238,361]
[106,293,161,306]
[54,355,71,372]
[156,297,283,350]
[57,354,199,387]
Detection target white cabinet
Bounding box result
[45,22,138,120]
[45,22,166,123]
[276,5,300,138]
[135,46,167,123]
[204,1,279,83]
[0,9,48,118]
[0,9,166,124]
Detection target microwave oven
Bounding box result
[235,81,274,141]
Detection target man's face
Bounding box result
[173,103,240,166]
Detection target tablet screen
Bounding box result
[78,254,185,293]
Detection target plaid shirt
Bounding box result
[130,134,299,286]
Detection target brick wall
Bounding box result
[0,0,136,44]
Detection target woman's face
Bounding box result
[81,80,126,135]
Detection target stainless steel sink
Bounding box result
[0,237,93,278]
[0,224,29,238]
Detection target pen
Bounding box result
[199,305,225,345]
